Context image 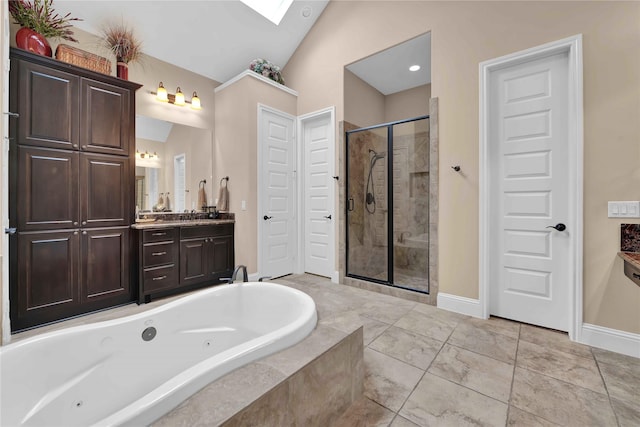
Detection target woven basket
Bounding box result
[55,44,112,75]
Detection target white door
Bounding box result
[173,154,186,212]
[260,107,296,279]
[489,51,571,331]
[303,111,334,277]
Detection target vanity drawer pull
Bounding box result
[152,251,167,256]
[152,232,166,236]
[152,275,167,281]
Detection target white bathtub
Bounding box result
[0,282,317,427]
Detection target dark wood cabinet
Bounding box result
[179,224,235,286]
[9,48,141,332]
[81,153,130,227]
[80,78,130,156]
[17,146,79,231]
[137,223,234,303]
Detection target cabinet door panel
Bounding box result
[81,153,129,227]
[17,60,79,150]
[211,235,234,275]
[17,146,79,230]
[13,230,79,330]
[81,78,130,156]
[81,227,130,302]
[180,238,208,285]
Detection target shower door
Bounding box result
[346,116,429,293]
[345,126,390,283]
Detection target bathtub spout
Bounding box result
[227,265,248,284]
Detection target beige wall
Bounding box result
[214,75,297,273]
[385,84,431,123]
[344,69,384,128]
[344,68,430,127]
[284,1,640,334]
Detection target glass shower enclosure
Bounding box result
[345,116,430,293]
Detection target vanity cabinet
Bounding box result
[138,228,179,303]
[180,224,235,286]
[136,223,234,303]
[8,48,140,332]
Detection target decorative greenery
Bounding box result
[9,0,81,42]
[102,23,142,64]
[249,58,285,85]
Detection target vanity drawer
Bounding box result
[624,261,640,287]
[142,241,176,267]
[180,224,233,240]
[143,228,177,243]
[143,265,178,292]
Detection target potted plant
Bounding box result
[249,59,285,85]
[101,23,142,80]
[9,0,80,57]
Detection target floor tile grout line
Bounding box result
[505,323,521,426]
[590,346,622,427]
[443,341,516,366]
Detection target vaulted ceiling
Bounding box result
[56,0,330,84]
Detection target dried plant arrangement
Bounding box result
[9,0,81,42]
[101,22,142,64]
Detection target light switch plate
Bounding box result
[608,201,640,218]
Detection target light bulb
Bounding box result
[156,82,168,102]
[191,92,202,110]
[174,87,186,106]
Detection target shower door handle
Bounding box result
[347,198,355,212]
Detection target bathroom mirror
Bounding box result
[135,115,214,212]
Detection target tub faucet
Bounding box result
[226,265,248,284]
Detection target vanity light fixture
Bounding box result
[409,65,421,72]
[150,82,203,110]
[136,150,159,160]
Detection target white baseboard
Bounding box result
[437,293,484,318]
[579,323,640,358]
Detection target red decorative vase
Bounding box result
[116,60,128,80]
[16,27,52,57]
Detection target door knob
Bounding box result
[263,215,273,220]
[546,223,566,232]
[324,215,332,220]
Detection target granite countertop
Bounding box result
[618,251,640,270]
[131,219,235,230]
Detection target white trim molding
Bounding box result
[437,293,483,319]
[215,70,299,97]
[479,34,584,340]
[580,323,640,359]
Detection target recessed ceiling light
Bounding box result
[240,0,294,25]
[409,65,421,72]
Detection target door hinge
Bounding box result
[5,227,17,235]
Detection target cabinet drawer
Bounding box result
[180,224,233,239]
[143,228,177,243]
[143,242,175,267]
[624,261,640,287]
[143,265,178,292]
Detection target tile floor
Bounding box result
[275,274,640,427]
